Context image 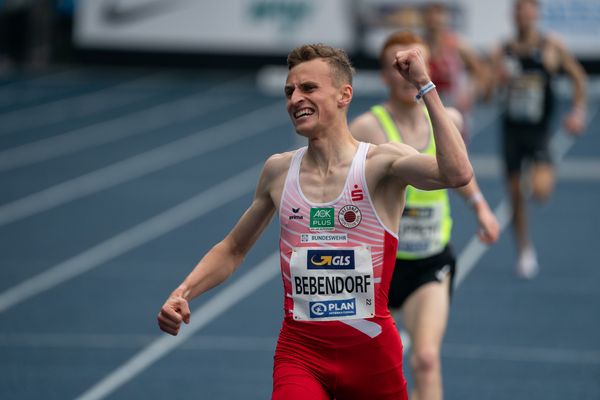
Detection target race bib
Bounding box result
[398,204,444,257]
[290,246,375,321]
[507,72,545,123]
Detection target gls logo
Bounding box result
[307,249,355,269]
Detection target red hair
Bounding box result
[379,31,426,66]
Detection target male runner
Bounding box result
[351,30,499,400]
[490,0,587,278]
[157,42,473,399]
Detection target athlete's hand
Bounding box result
[157,292,191,336]
[475,206,500,245]
[394,48,431,90]
[563,108,586,136]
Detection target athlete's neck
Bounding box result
[384,100,430,149]
[306,133,358,177]
[385,99,422,126]
[516,27,540,46]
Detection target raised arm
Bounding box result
[389,48,473,189]
[157,158,278,335]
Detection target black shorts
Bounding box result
[388,246,456,310]
[502,122,552,174]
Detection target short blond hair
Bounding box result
[287,43,355,86]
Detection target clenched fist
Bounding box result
[157,292,191,336]
[394,48,431,90]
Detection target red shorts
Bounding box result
[272,317,407,400]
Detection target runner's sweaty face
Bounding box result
[285,58,350,137]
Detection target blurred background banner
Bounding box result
[356,0,600,59]
[74,0,355,54]
[539,0,600,58]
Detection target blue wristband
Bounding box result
[415,81,436,101]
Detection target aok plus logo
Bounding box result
[307,249,355,270]
[309,207,334,230]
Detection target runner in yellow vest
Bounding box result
[350,31,499,400]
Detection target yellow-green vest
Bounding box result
[371,105,452,259]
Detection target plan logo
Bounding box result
[309,299,356,318]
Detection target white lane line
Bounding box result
[454,200,511,286]
[469,107,502,140]
[0,75,253,171]
[0,101,288,227]
[0,164,263,313]
[4,333,600,366]
[0,73,170,135]
[0,69,104,109]
[74,252,280,400]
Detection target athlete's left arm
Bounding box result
[445,107,498,244]
[454,178,499,244]
[553,36,588,135]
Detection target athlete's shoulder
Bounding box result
[543,32,572,62]
[350,111,378,133]
[264,151,295,176]
[351,109,378,127]
[544,32,566,49]
[350,111,386,144]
